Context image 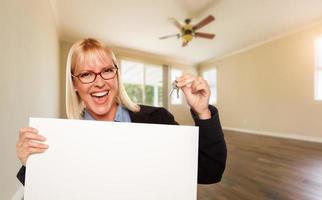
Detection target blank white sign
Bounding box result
[24,118,199,200]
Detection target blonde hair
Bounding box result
[65,38,140,119]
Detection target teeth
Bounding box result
[92,91,108,97]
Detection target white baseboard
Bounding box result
[223,127,322,143]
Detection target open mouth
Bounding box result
[91,91,109,99]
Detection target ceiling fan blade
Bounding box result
[193,15,215,30]
[159,34,180,40]
[194,32,215,39]
[169,18,183,30]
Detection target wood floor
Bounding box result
[197,130,322,200]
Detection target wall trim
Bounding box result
[223,127,322,143]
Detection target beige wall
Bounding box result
[199,24,322,141]
[0,0,60,198]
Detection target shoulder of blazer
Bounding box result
[129,105,178,125]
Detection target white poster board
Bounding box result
[24,118,199,200]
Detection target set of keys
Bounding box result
[169,80,180,98]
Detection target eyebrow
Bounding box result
[77,65,115,73]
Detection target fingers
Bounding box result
[191,78,210,95]
[176,74,210,94]
[17,127,48,166]
[18,128,46,144]
[176,75,195,88]
[19,127,38,138]
[26,147,47,154]
[23,140,49,149]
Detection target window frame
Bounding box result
[202,68,217,105]
[120,59,164,107]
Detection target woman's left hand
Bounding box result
[176,74,211,119]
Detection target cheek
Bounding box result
[74,81,90,96]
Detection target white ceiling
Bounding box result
[51,0,322,64]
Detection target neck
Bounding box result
[88,103,118,121]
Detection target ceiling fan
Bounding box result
[159,15,215,47]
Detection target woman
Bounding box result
[16,38,227,185]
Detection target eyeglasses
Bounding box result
[72,66,118,84]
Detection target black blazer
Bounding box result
[17,105,227,185]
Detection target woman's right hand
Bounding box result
[16,127,49,166]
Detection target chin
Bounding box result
[90,101,116,116]
[92,107,111,116]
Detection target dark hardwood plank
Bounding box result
[198,130,322,200]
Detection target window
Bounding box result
[121,60,163,106]
[170,68,183,104]
[315,37,322,100]
[202,68,217,104]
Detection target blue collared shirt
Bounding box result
[83,105,131,122]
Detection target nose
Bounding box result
[93,74,106,87]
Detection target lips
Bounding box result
[91,91,109,97]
